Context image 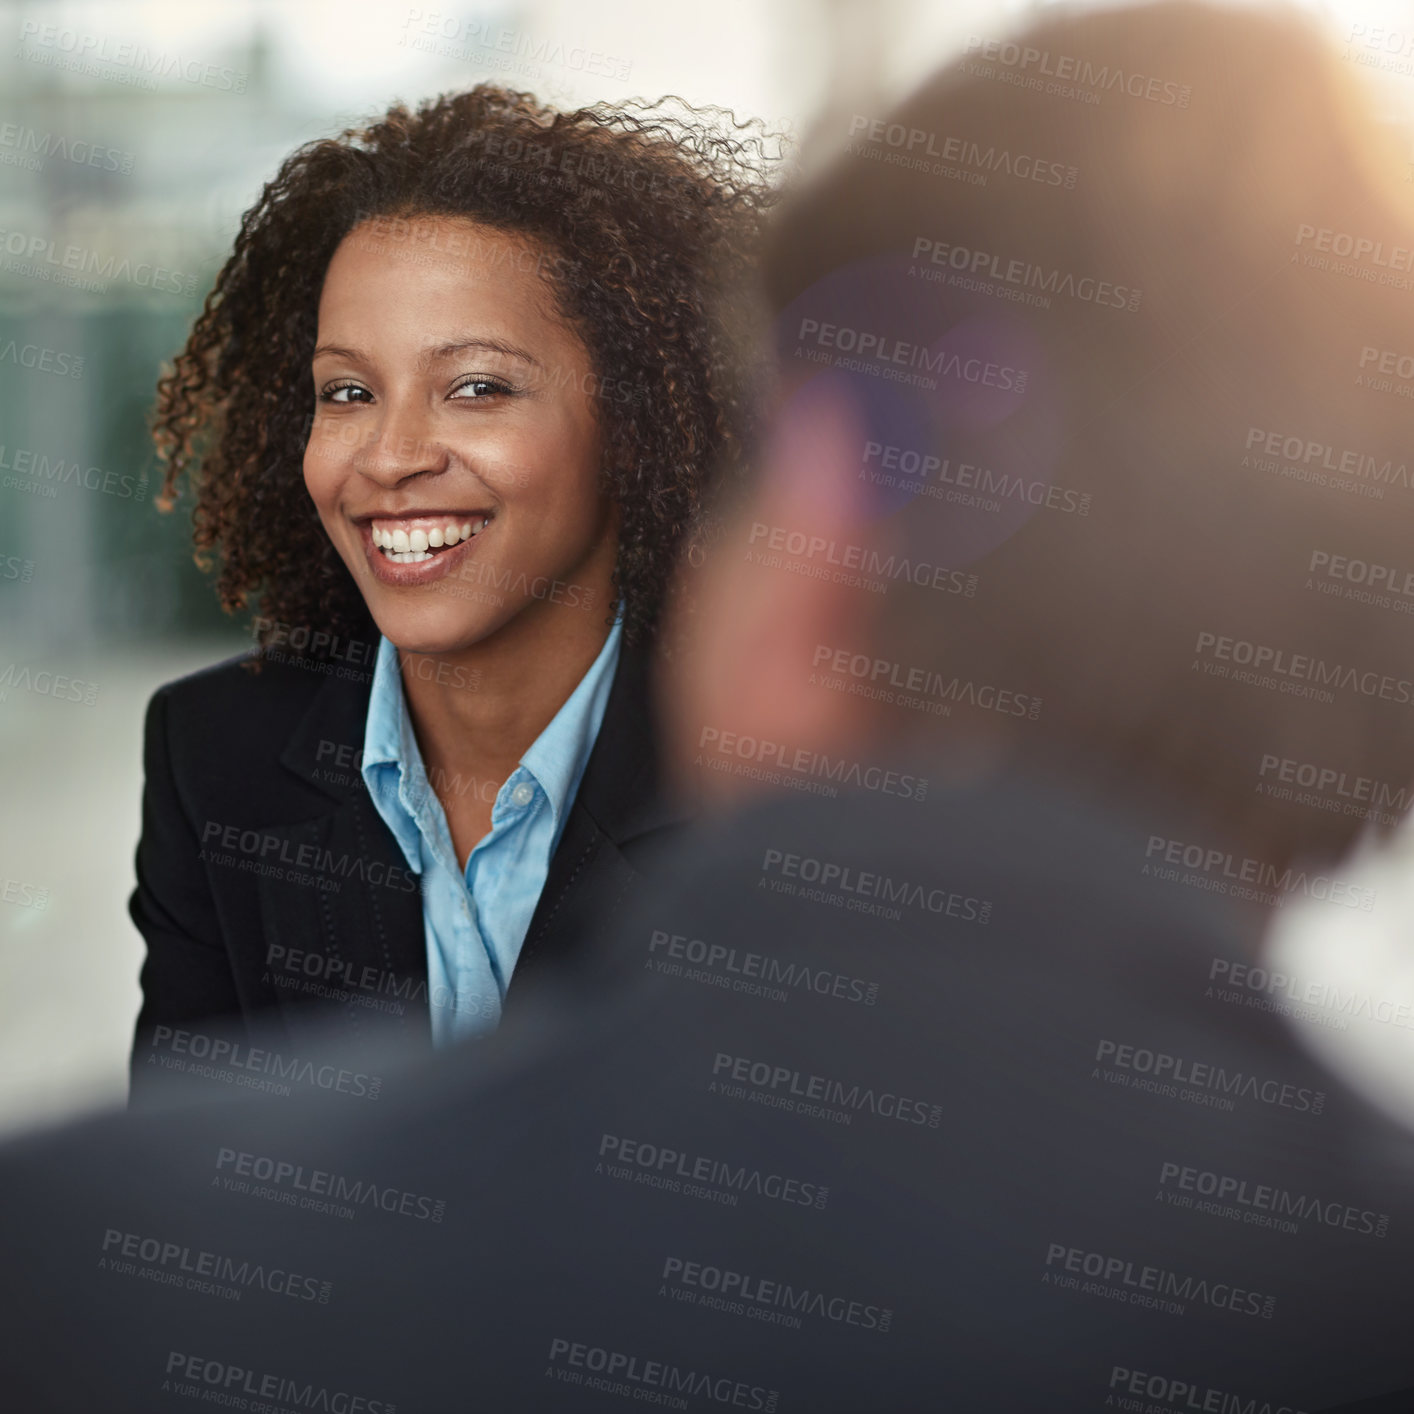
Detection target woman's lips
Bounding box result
[356,513,493,586]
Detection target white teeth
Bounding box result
[370,516,491,562]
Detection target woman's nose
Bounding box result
[355,397,449,486]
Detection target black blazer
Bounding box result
[128,637,690,1095]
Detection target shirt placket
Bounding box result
[411,775,499,1046]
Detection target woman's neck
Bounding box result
[399,597,615,787]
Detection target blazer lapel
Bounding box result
[255,664,431,1052]
[512,639,695,992]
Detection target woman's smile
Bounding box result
[356,512,496,585]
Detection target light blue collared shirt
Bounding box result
[360,620,623,1047]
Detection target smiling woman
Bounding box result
[302,216,626,863]
[128,87,777,1088]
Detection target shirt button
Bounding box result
[510,782,535,808]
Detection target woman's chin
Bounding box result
[370,607,510,660]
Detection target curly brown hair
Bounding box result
[152,85,780,657]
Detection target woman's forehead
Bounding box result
[317,220,569,346]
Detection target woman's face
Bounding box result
[303,215,617,655]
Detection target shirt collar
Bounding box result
[359,635,426,874]
[360,618,625,854]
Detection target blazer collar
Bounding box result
[570,635,696,843]
[276,653,379,808]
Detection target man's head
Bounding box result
[670,1,1414,870]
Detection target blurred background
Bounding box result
[0,0,1403,1135]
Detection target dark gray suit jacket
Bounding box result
[7,764,1414,1410]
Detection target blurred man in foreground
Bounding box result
[6,4,1414,1410]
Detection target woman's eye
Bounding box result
[321,383,371,404]
[450,377,512,400]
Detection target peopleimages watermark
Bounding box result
[162,1352,391,1412]
[845,114,1077,189]
[1357,344,1414,401]
[597,1133,829,1211]
[0,339,83,378]
[1106,1365,1304,1414]
[710,1052,943,1131]
[789,317,1028,394]
[398,9,631,82]
[1093,1038,1325,1114]
[0,224,196,296]
[1299,219,1414,263]
[1246,426,1412,492]
[811,643,1041,724]
[141,1026,382,1101]
[660,1256,892,1334]
[1,877,48,909]
[1192,629,1414,708]
[1208,956,1414,1036]
[99,1229,331,1304]
[214,1146,446,1224]
[911,234,1141,311]
[429,555,601,614]
[1242,427,1401,502]
[694,726,928,802]
[256,618,480,690]
[761,845,992,924]
[960,36,1191,107]
[1142,834,1376,910]
[0,552,35,582]
[314,736,499,804]
[0,120,135,175]
[302,415,539,477]
[1346,21,1414,58]
[0,443,147,501]
[248,616,376,681]
[1156,1159,1389,1239]
[545,1337,778,1410]
[250,615,482,692]
[16,20,249,92]
[860,439,1091,516]
[1042,1243,1274,1320]
[1255,752,1411,828]
[1206,956,1348,1035]
[198,819,419,895]
[264,943,498,1026]
[0,662,98,706]
[1307,547,1414,616]
[347,207,582,287]
[646,929,880,1007]
[745,520,977,598]
[1294,223,1414,288]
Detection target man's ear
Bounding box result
[663,374,885,805]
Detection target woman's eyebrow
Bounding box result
[421,337,541,369]
[310,338,541,367]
